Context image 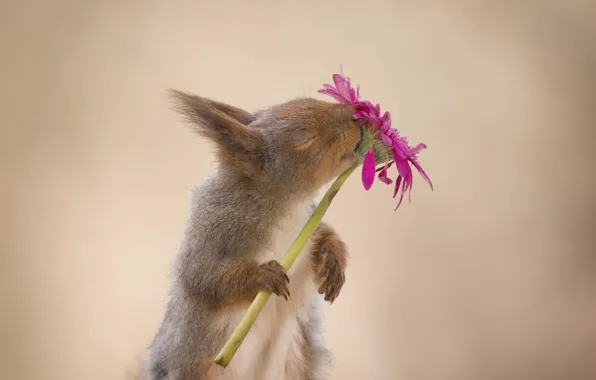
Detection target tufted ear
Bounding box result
[168,89,263,176]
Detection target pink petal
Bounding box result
[362,149,376,190]
[395,169,412,209]
[364,101,377,115]
[318,88,349,104]
[317,86,335,94]
[369,119,381,131]
[378,163,393,185]
[393,175,402,198]
[394,156,411,178]
[409,143,427,156]
[333,74,350,100]
[381,133,393,146]
[387,128,398,139]
[409,158,433,190]
[394,191,405,210]
[391,140,409,160]
[393,176,405,210]
[381,111,391,126]
[380,119,392,135]
[405,171,413,202]
[355,106,370,118]
[378,175,393,185]
[332,74,344,90]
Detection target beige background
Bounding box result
[2,1,596,379]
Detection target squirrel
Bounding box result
[142,89,361,380]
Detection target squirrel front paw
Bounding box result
[255,260,290,300]
[313,236,347,304]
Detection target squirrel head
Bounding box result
[170,90,361,197]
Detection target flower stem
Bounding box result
[213,167,357,368]
[214,131,374,368]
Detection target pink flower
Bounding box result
[318,66,433,210]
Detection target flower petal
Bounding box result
[381,111,391,127]
[409,143,427,156]
[333,74,353,102]
[332,74,345,90]
[410,158,433,191]
[392,139,409,160]
[362,149,376,190]
[393,176,405,210]
[405,171,413,202]
[378,163,393,185]
[318,88,348,104]
[394,191,405,210]
[393,175,402,198]
[394,156,411,178]
[381,133,393,146]
[378,175,393,185]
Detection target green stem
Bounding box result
[214,131,374,368]
[213,165,357,367]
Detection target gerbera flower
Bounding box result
[319,66,433,209]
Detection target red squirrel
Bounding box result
[142,90,361,380]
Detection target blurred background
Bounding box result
[2,1,595,379]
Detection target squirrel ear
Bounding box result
[168,89,263,176]
[168,88,256,126]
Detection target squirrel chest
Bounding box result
[211,201,319,380]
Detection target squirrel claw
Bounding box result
[316,248,346,304]
[255,260,290,300]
